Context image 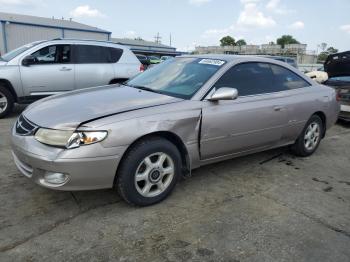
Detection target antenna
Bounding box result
[169,33,172,46]
[154,32,162,44]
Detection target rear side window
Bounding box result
[270,64,310,89]
[109,47,123,63]
[215,62,282,96]
[74,45,123,64]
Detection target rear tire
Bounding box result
[116,136,182,206]
[0,85,14,119]
[291,115,323,157]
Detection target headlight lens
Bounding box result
[35,128,108,149]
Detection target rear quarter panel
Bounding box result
[113,49,141,79]
[283,84,339,142]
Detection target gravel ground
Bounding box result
[0,105,349,262]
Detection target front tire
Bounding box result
[291,115,323,157]
[116,136,182,206]
[0,85,14,119]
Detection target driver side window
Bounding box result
[214,62,285,96]
[31,45,71,64]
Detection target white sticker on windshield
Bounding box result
[199,59,225,66]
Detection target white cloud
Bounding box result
[240,0,260,3]
[0,0,39,6]
[266,0,294,14]
[70,5,105,18]
[199,0,275,46]
[289,21,304,30]
[125,30,136,38]
[188,0,211,6]
[237,3,276,28]
[340,24,350,34]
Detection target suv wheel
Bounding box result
[116,136,182,206]
[291,115,323,157]
[0,85,14,118]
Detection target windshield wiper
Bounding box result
[128,84,164,94]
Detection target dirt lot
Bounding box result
[1,106,350,262]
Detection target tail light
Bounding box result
[336,90,341,102]
[140,64,145,72]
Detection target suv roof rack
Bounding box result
[51,38,115,44]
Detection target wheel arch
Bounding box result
[0,79,17,102]
[114,131,191,186]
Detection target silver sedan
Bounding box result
[11,55,340,206]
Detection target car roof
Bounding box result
[179,54,293,64]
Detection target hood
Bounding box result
[24,85,182,130]
[324,51,350,78]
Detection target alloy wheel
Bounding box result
[134,152,175,198]
[304,122,320,151]
[0,91,8,114]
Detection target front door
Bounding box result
[20,44,74,96]
[200,62,289,160]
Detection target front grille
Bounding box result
[15,115,38,136]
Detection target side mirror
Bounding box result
[22,55,36,66]
[208,87,238,101]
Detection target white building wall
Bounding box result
[64,30,108,40]
[6,23,62,51]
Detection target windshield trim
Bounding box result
[1,41,45,62]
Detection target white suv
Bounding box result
[0,39,142,118]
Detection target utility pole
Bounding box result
[154,32,162,44]
[169,33,172,47]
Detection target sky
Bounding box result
[0,0,349,52]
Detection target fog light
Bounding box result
[43,172,69,185]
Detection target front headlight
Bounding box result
[35,128,108,149]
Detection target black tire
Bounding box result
[0,85,14,119]
[291,115,323,157]
[116,136,182,206]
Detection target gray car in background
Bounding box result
[11,55,339,206]
[0,39,142,118]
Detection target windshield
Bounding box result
[127,57,226,99]
[1,41,44,61]
[328,76,350,82]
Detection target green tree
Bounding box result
[317,47,339,62]
[220,36,235,46]
[236,39,247,46]
[276,35,300,48]
[326,47,338,54]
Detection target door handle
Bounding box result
[60,67,72,71]
[273,106,284,111]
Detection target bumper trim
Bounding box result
[12,151,33,178]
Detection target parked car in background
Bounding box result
[11,55,339,206]
[263,55,298,68]
[148,56,161,64]
[136,54,150,68]
[305,70,328,83]
[323,51,350,121]
[0,39,142,118]
[160,56,173,62]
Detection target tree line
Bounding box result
[219,35,338,62]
